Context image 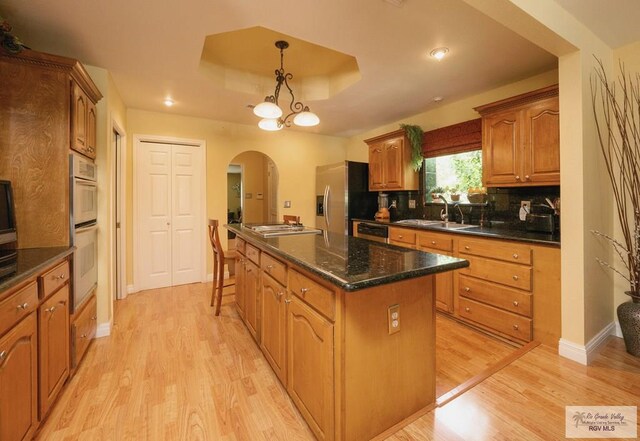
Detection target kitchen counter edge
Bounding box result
[0,247,75,294]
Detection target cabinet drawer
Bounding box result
[72,291,97,369]
[40,260,70,300]
[261,253,287,286]
[460,255,532,291]
[289,270,335,321]
[459,297,532,341]
[246,244,260,264]
[416,231,453,252]
[458,275,532,317]
[389,227,416,246]
[458,237,532,265]
[0,281,38,337]
[236,238,246,254]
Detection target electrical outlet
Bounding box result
[284,200,291,208]
[408,199,416,209]
[388,304,400,334]
[520,200,531,211]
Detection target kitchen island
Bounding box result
[226,224,468,441]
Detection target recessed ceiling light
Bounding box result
[430,47,449,61]
[164,98,174,107]
[433,96,444,102]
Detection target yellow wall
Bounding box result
[125,109,347,285]
[227,172,241,220]
[85,65,127,327]
[231,151,267,223]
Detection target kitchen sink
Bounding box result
[243,224,322,237]
[439,223,478,230]
[393,219,477,230]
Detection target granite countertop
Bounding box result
[353,218,560,246]
[0,247,74,294]
[227,224,468,292]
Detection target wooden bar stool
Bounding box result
[208,219,236,315]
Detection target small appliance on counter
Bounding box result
[374,192,390,221]
[525,203,557,233]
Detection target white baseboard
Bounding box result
[127,284,136,294]
[559,322,618,365]
[614,321,623,338]
[96,322,111,338]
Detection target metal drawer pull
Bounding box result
[464,307,470,312]
[92,316,97,321]
[525,175,530,180]
[512,275,519,281]
[284,299,292,304]
[513,324,519,330]
[0,351,6,362]
[464,246,470,250]
[266,264,273,271]
[277,291,284,298]
[16,302,29,310]
[45,306,57,313]
[431,240,436,245]
[513,301,519,307]
[513,253,519,259]
[56,273,65,280]
[80,334,87,339]
[398,235,403,239]
[300,288,309,294]
[515,175,521,180]
[464,287,470,292]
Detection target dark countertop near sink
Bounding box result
[353,218,560,247]
[227,224,469,292]
[0,247,74,294]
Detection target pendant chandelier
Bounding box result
[253,40,320,131]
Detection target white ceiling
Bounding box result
[0,0,569,136]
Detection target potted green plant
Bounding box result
[430,186,445,202]
[400,124,424,172]
[449,186,460,202]
[592,59,640,356]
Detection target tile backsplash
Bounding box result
[383,186,560,231]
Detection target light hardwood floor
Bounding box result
[37,283,640,440]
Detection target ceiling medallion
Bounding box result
[253,40,320,131]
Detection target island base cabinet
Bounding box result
[38,284,70,418]
[71,292,97,370]
[234,255,246,319]
[244,260,260,342]
[0,312,38,441]
[287,297,334,441]
[261,273,287,384]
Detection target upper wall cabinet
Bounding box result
[475,85,559,187]
[0,49,102,248]
[364,129,419,191]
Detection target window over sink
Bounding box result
[423,150,482,202]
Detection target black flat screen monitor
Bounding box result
[0,180,17,246]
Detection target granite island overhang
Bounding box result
[225,223,469,441]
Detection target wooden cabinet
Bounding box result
[475,85,559,187]
[244,259,260,341]
[364,129,419,191]
[417,231,455,314]
[388,226,416,248]
[287,295,334,441]
[234,238,247,318]
[71,291,96,371]
[261,273,287,383]
[71,79,98,159]
[38,285,70,417]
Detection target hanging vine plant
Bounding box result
[400,123,424,171]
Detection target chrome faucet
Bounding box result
[454,203,464,224]
[438,195,449,224]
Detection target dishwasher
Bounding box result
[356,222,389,243]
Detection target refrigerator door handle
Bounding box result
[324,185,330,230]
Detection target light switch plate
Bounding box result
[409,200,416,209]
[388,304,400,334]
[284,200,291,208]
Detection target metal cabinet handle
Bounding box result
[515,175,521,181]
[266,264,273,272]
[0,351,6,362]
[431,240,436,245]
[398,235,403,239]
[56,273,65,280]
[524,175,530,180]
[92,316,97,321]
[512,275,519,281]
[513,324,519,330]
[464,287,470,292]
[300,288,308,294]
[16,302,28,311]
[464,245,470,250]
[512,253,519,259]
[513,301,519,307]
[277,291,284,298]
[464,307,470,312]
[45,306,57,313]
[284,299,292,304]
[80,334,87,339]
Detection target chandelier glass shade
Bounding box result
[254,40,320,131]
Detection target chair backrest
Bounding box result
[208,219,224,260]
[283,215,300,225]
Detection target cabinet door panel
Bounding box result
[483,111,520,185]
[368,144,385,190]
[383,137,404,189]
[261,274,286,383]
[524,97,559,184]
[287,297,334,441]
[39,285,70,417]
[418,247,454,313]
[85,100,97,159]
[235,255,246,318]
[244,261,260,341]
[71,82,87,154]
[0,313,38,441]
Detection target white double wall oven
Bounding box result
[70,153,98,312]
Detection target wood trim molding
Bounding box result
[422,118,482,158]
[0,49,102,102]
[363,128,405,145]
[474,84,558,115]
[558,322,618,365]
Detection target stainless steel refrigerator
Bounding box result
[315,161,378,236]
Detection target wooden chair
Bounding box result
[208,219,236,315]
[283,215,300,225]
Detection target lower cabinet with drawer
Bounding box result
[261,271,287,383]
[71,291,97,371]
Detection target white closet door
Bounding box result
[171,145,202,286]
[137,141,203,290]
